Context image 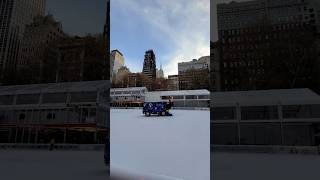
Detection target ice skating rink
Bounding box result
[111,109,210,180]
[1,109,318,180]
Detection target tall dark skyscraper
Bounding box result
[103,0,110,173]
[215,0,320,92]
[104,0,110,81]
[142,49,156,80]
[0,0,45,84]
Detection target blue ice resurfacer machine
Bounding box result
[143,92,173,116]
[143,101,173,116]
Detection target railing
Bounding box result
[211,145,320,155]
[3,143,319,154]
[111,107,210,110]
[0,143,105,151]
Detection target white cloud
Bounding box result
[116,0,210,76]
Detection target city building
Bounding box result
[210,41,221,92]
[17,15,64,84]
[218,0,320,31]
[0,0,46,84]
[116,66,130,80]
[216,0,320,92]
[178,56,210,73]
[110,49,125,81]
[156,64,164,78]
[142,49,156,80]
[111,66,131,88]
[178,56,210,90]
[45,36,106,83]
[167,75,179,91]
[128,73,139,87]
[104,0,110,82]
[0,80,109,144]
[103,0,110,170]
[211,88,320,146]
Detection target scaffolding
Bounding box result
[0,80,110,144]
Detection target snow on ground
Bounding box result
[111,109,210,180]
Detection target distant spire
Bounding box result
[160,62,162,70]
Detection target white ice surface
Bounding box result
[110,109,210,180]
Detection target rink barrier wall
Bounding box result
[212,145,320,155]
[111,107,209,111]
[112,107,142,109]
[2,143,320,154]
[0,143,105,151]
[172,107,209,111]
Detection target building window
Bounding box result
[16,94,40,105]
[212,107,235,120]
[198,95,209,99]
[0,95,13,105]
[19,113,26,120]
[47,113,56,120]
[70,92,97,103]
[42,93,67,104]
[283,104,320,118]
[186,95,197,99]
[172,96,184,100]
[241,106,278,120]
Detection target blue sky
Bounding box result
[111,0,210,76]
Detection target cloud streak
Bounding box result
[114,0,210,76]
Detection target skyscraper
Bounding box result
[142,49,156,80]
[216,0,320,92]
[167,75,179,90]
[178,56,210,90]
[103,0,110,81]
[110,49,125,81]
[210,41,221,92]
[17,15,64,84]
[0,0,45,84]
[156,64,164,78]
